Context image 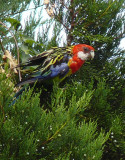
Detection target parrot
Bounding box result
[9,44,95,106]
[16,44,95,86]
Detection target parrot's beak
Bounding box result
[90,50,95,59]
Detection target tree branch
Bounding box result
[0,37,5,54]
[0,21,21,81]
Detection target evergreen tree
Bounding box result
[0,0,125,159]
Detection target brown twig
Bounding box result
[60,0,69,10]
[0,104,5,123]
[44,1,70,31]
[113,31,125,39]
[0,21,22,81]
[67,0,75,45]
[0,30,10,42]
[54,4,70,31]
[0,37,5,53]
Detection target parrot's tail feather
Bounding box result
[16,78,39,87]
[16,75,51,87]
[9,86,28,107]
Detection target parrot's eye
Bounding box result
[83,47,89,52]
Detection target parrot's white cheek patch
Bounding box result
[78,51,88,60]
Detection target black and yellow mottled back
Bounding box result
[19,46,73,73]
[16,46,73,86]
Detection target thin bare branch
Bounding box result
[0,37,5,53]
[0,104,5,123]
[0,21,21,81]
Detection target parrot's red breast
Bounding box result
[68,54,85,73]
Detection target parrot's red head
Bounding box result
[69,44,95,73]
[72,44,95,60]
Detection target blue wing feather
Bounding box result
[16,52,71,86]
[50,63,69,78]
[16,63,69,86]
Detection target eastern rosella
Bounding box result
[16,44,95,86]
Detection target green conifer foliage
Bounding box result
[0,0,125,159]
[0,71,109,159]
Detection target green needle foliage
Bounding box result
[0,71,110,160]
[0,0,125,159]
